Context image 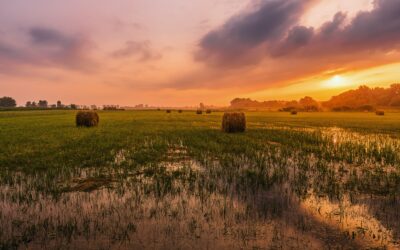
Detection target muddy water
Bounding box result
[1,131,400,249]
[1,161,399,249]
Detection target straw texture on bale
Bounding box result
[76,111,99,127]
[222,112,246,133]
[376,110,385,116]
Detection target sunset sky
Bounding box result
[1,0,400,106]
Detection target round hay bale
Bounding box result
[206,109,212,114]
[376,110,385,116]
[76,111,99,127]
[196,110,203,115]
[222,112,246,133]
[166,109,171,113]
[291,111,298,115]
[178,110,183,113]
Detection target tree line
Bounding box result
[230,96,321,111]
[230,84,400,111]
[322,84,400,110]
[0,97,78,109]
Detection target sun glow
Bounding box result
[324,75,347,88]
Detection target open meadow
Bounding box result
[1,110,400,249]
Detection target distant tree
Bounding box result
[299,96,320,111]
[70,104,77,109]
[390,96,400,106]
[38,100,48,108]
[280,106,297,112]
[285,100,299,107]
[57,100,63,108]
[26,101,32,107]
[32,101,37,107]
[135,104,144,108]
[0,96,17,108]
[230,98,260,108]
[323,85,384,109]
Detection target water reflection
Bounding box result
[1,131,400,249]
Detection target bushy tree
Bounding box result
[57,100,63,108]
[299,96,320,111]
[323,84,400,109]
[38,100,48,108]
[0,96,17,108]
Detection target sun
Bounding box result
[324,75,347,88]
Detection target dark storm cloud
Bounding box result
[28,27,96,70]
[319,12,346,36]
[271,25,314,56]
[0,27,95,73]
[0,41,31,74]
[195,0,315,66]
[112,40,162,62]
[0,42,25,60]
[196,0,400,67]
[339,0,400,49]
[284,0,400,56]
[30,28,72,46]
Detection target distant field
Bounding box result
[1,110,400,249]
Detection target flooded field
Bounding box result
[1,111,400,249]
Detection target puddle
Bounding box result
[301,195,398,248]
[1,151,399,249]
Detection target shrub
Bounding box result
[196,110,203,115]
[280,106,297,112]
[357,105,375,112]
[76,111,99,127]
[332,106,352,112]
[166,110,171,113]
[222,112,246,133]
[376,110,385,116]
[291,111,298,115]
[206,109,212,114]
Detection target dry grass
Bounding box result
[222,112,246,133]
[76,111,99,127]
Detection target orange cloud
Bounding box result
[184,0,400,93]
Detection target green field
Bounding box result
[1,110,400,249]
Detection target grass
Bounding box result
[0,110,400,249]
